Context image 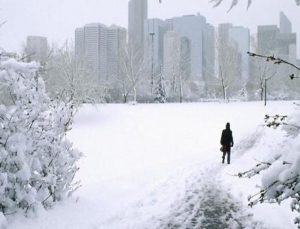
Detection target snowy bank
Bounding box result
[7,101,298,228]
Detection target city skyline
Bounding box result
[0,0,299,57]
[69,1,298,103]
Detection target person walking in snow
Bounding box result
[220,122,234,164]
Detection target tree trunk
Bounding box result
[179,75,183,103]
[133,87,137,103]
[123,94,127,103]
[260,87,264,101]
[221,78,226,101]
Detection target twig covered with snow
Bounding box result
[237,107,300,228]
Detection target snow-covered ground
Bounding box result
[6,101,298,228]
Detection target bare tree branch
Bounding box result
[247,51,300,72]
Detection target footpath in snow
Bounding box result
[155,165,266,229]
[6,102,297,229]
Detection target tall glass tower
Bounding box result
[128,0,148,53]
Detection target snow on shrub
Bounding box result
[0,53,81,216]
[0,212,7,228]
[238,107,300,228]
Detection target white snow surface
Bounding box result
[6,101,298,229]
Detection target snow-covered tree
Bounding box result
[0,52,81,217]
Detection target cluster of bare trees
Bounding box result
[43,42,102,105]
[38,39,300,104]
[116,44,147,103]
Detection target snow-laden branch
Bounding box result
[210,0,299,10]
[236,106,300,227]
[159,0,300,9]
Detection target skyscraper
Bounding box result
[280,11,292,34]
[107,25,127,80]
[75,23,108,81]
[166,14,207,81]
[75,23,127,83]
[257,12,296,62]
[255,12,298,96]
[279,11,296,62]
[128,0,148,53]
[86,23,107,81]
[257,25,279,55]
[218,23,232,48]
[277,33,297,61]
[75,28,84,59]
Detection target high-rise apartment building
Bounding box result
[107,25,127,80]
[75,23,127,82]
[277,33,297,60]
[25,36,48,64]
[75,28,84,59]
[75,23,108,81]
[218,23,232,48]
[257,25,279,55]
[128,0,148,53]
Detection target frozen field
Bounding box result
[7,101,298,228]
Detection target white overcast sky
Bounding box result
[0,0,299,57]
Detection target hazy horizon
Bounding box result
[1,0,299,57]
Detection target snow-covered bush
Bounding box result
[238,109,300,228]
[0,52,81,216]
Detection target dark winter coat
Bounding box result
[220,128,234,148]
